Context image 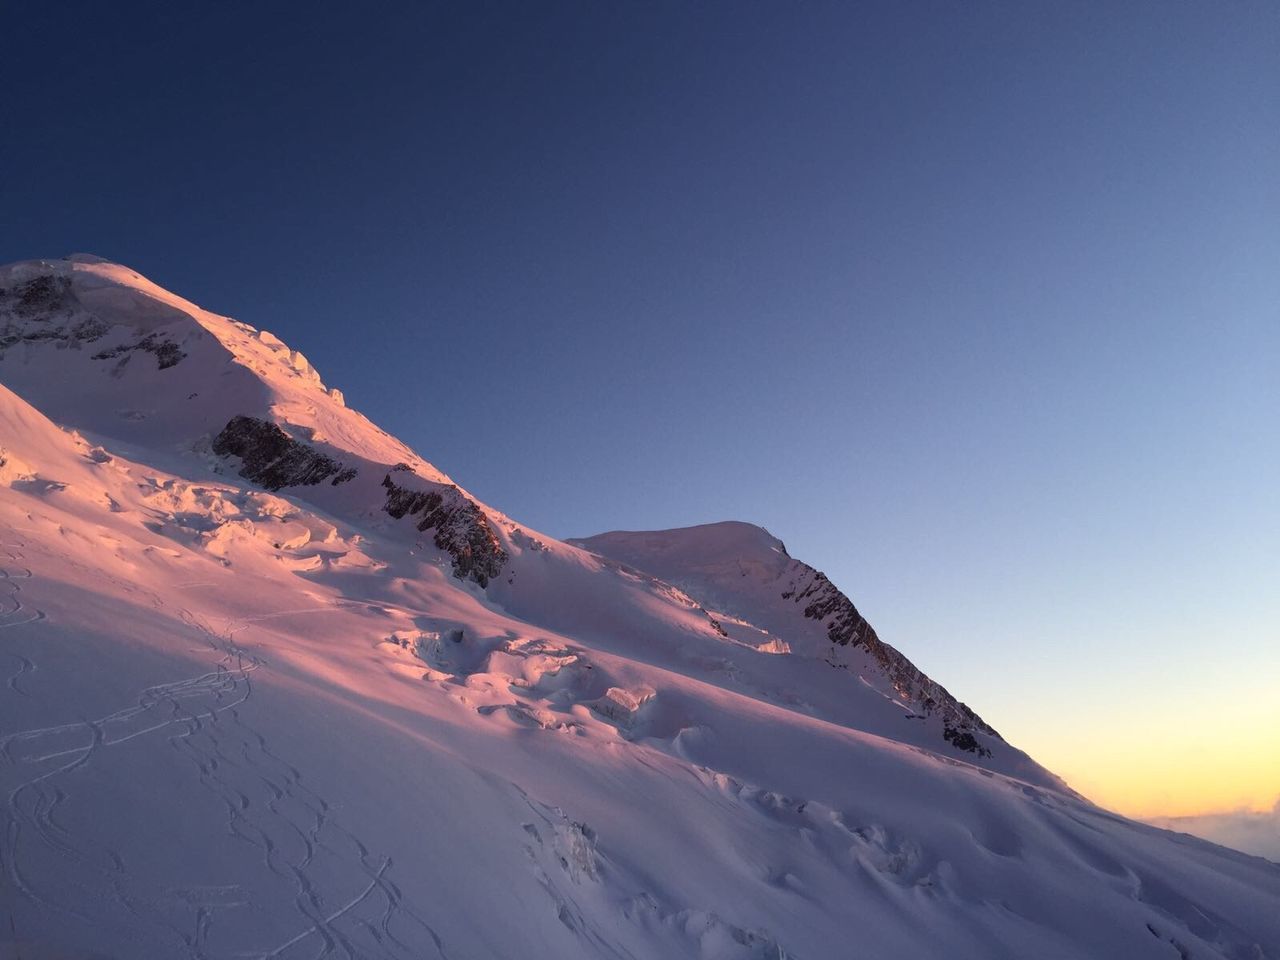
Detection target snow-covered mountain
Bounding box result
[0,255,1275,960]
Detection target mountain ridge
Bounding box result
[1,254,1010,763]
[0,254,1276,960]
[573,521,1005,757]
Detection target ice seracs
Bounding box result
[0,255,1276,960]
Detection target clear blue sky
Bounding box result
[3,1,1277,815]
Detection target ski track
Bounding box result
[0,564,447,960]
[0,540,45,698]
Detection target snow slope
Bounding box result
[571,522,1014,760]
[0,256,1277,960]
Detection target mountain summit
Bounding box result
[0,256,1276,959]
[574,522,1002,756]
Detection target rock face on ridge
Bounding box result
[382,470,507,586]
[0,272,187,368]
[91,332,187,369]
[212,415,358,490]
[781,564,998,754]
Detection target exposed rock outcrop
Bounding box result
[91,335,186,371]
[381,473,506,587]
[9,274,74,316]
[783,566,998,755]
[213,415,357,491]
[91,332,186,369]
[0,275,183,368]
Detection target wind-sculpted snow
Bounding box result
[0,259,1278,959]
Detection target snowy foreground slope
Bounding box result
[0,257,1275,960]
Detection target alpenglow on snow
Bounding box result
[0,255,1276,960]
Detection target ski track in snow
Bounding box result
[0,572,446,959]
[0,540,44,697]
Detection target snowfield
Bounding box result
[0,255,1276,959]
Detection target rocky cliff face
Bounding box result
[382,470,507,587]
[91,332,187,369]
[6,273,74,317]
[781,564,998,754]
[0,273,185,369]
[212,415,357,490]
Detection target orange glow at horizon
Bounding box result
[1023,689,1280,820]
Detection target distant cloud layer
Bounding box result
[1148,799,1280,861]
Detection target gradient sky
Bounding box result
[3,2,1277,819]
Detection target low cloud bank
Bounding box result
[1148,798,1280,861]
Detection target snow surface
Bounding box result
[0,256,1277,959]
